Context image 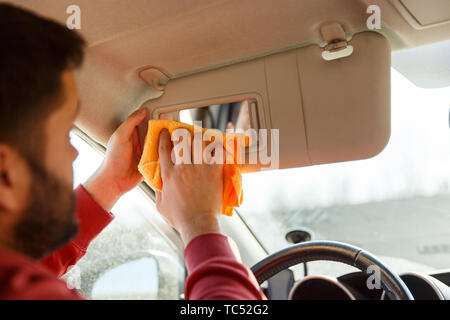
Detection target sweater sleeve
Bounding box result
[39,185,114,277]
[184,233,267,300]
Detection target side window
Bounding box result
[63,132,185,300]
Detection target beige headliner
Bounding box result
[13,0,450,74]
[10,0,450,144]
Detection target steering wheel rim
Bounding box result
[251,240,414,300]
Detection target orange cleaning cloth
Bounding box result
[138,119,248,216]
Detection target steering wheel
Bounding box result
[251,240,414,300]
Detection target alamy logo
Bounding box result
[169,121,279,169]
[366,5,382,30]
[366,265,381,290]
[66,5,81,30]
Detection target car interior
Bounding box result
[12,0,450,300]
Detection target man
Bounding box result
[0,3,265,300]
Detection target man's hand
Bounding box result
[156,129,223,245]
[84,108,147,211]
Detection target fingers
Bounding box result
[155,190,162,208]
[155,190,167,223]
[132,128,142,159]
[159,129,174,177]
[116,108,147,139]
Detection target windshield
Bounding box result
[238,68,450,275]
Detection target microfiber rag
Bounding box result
[138,119,248,216]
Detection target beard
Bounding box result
[12,157,79,260]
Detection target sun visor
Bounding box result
[140,31,391,172]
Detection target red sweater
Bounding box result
[0,185,265,300]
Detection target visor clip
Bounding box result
[320,23,354,61]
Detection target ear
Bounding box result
[0,144,31,217]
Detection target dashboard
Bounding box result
[286,270,450,300]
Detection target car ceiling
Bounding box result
[10,0,450,144]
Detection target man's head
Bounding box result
[0,4,85,259]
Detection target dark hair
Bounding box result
[0,3,85,160]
